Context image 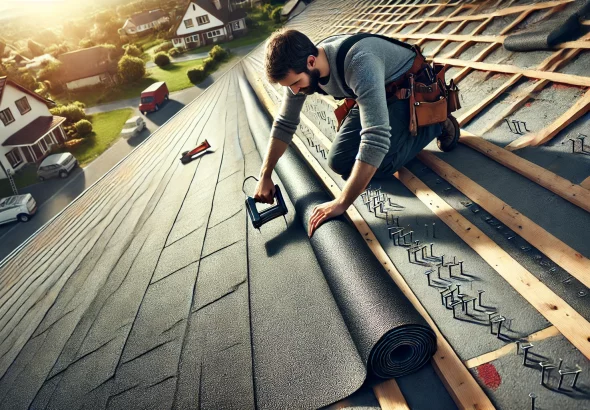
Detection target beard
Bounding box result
[300,68,321,95]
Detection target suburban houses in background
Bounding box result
[172,0,248,49]
[122,9,171,36]
[0,77,65,178]
[58,46,116,90]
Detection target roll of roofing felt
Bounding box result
[238,68,436,389]
[504,1,590,52]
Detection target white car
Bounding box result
[0,194,37,224]
[121,116,146,139]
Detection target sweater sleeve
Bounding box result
[345,52,391,169]
[270,87,307,144]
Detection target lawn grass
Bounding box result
[147,59,205,92]
[0,165,39,198]
[63,108,134,166]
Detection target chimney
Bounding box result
[212,0,222,10]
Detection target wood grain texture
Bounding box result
[396,167,590,360]
[460,133,590,214]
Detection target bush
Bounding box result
[50,103,87,124]
[169,48,181,57]
[209,45,228,62]
[201,57,215,72]
[74,119,93,137]
[117,55,146,83]
[79,39,96,48]
[271,7,282,23]
[187,67,206,83]
[154,41,173,53]
[125,44,142,57]
[154,52,170,67]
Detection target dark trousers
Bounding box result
[327,99,441,179]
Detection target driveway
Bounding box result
[0,48,257,261]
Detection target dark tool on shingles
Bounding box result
[242,176,288,230]
[180,139,213,164]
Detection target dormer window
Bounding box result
[0,108,15,126]
[196,15,210,25]
[15,97,31,115]
[193,4,196,11]
[184,19,194,28]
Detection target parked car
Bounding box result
[0,194,37,224]
[121,116,146,139]
[37,152,78,181]
[139,81,169,114]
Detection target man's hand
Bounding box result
[253,176,276,204]
[308,199,347,237]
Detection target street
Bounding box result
[0,47,256,262]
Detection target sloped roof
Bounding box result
[172,0,247,35]
[58,46,112,83]
[0,76,54,107]
[2,115,66,146]
[128,9,169,26]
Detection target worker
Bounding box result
[253,29,459,236]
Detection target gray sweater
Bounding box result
[270,34,416,168]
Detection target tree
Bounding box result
[117,55,145,83]
[37,61,63,84]
[125,44,142,57]
[28,39,45,57]
[33,29,59,47]
[0,41,6,58]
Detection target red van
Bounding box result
[139,82,169,114]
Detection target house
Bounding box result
[281,0,313,20]
[58,46,115,91]
[171,0,247,49]
[0,77,66,178]
[122,9,170,36]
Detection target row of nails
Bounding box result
[306,137,328,159]
[505,118,530,134]
[517,343,583,391]
[568,134,590,155]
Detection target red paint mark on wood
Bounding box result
[476,363,502,390]
[525,102,532,107]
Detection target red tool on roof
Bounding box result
[180,139,213,164]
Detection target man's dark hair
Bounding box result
[265,29,318,83]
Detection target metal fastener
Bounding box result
[522,343,534,365]
[529,393,536,410]
[451,300,462,318]
[432,222,436,238]
[539,362,555,386]
[478,290,485,306]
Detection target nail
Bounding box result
[529,392,536,410]
[522,343,534,365]
[478,290,484,306]
[432,222,436,238]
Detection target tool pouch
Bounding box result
[334,98,357,132]
[408,62,461,135]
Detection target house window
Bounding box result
[207,29,222,38]
[186,37,192,44]
[15,97,31,115]
[193,4,196,10]
[232,20,241,30]
[6,149,22,168]
[196,15,210,25]
[184,19,194,28]
[192,35,199,42]
[39,138,49,154]
[0,108,15,126]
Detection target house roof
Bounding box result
[58,46,112,83]
[173,0,247,35]
[0,76,54,108]
[2,115,66,147]
[128,9,168,27]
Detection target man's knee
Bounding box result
[327,149,354,177]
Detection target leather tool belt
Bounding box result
[334,50,461,136]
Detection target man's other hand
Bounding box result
[308,199,347,237]
[254,176,276,204]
